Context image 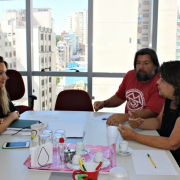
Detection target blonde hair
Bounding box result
[0,86,10,115]
[0,56,10,115]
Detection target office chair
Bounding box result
[5,69,37,114]
[55,89,94,111]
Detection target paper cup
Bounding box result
[107,126,118,146]
[119,141,128,153]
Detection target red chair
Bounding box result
[55,90,93,111]
[5,69,37,114]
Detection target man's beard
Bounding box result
[136,68,156,82]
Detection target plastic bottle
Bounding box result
[59,137,65,168]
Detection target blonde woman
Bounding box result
[0,56,20,134]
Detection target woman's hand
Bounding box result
[118,124,137,140]
[8,111,20,121]
[128,111,144,129]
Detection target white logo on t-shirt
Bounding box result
[126,89,145,112]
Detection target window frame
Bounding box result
[21,0,158,107]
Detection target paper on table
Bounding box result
[131,150,178,175]
[53,123,84,137]
[2,129,31,135]
[92,113,114,124]
[25,114,63,123]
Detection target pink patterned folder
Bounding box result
[23,143,116,173]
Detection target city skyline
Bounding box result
[0,0,88,34]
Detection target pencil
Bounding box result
[78,158,87,171]
[147,154,156,168]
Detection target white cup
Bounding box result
[31,124,44,142]
[119,141,128,153]
[107,126,118,146]
[75,142,85,155]
[72,155,81,165]
[94,152,104,163]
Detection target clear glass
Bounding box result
[0,0,27,71]
[55,129,66,141]
[42,129,53,139]
[39,133,50,145]
[93,0,152,73]
[52,133,65,167]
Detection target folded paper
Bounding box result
[30,142,53,168]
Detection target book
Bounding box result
[8,119,40,130]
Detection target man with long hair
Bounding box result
[94,48,165,125]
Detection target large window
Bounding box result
[0,0,27,72]
[0,0,179,112]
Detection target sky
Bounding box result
[0,0,88,34]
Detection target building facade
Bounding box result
[0,8,56,111]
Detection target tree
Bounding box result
[56,77,60,85]
[56,35,61,45]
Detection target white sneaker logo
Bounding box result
[126,89,145,112]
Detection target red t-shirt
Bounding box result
[115,70,165,114]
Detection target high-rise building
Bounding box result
[0,8,56,110]
[67,10,88,45]
[137,0,152,50]
[61,31,79,55]
[176,11,180,60]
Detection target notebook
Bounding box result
[8,119,40,130]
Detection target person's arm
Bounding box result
[0,112,19,134]
[106,108,157,125]
[119,116,180,151]
[129,105,164,129]
[94,95,125,111]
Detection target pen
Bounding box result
[102,118,107,120]
[147,154,156,168]
[78,158,87,171]
[95,161,103,170]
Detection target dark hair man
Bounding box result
[94,48,165,125]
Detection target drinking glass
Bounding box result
[38,134,50,145]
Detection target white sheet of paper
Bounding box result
[2,129,31,135]
[25,114,63,123]
[92,113,114,124]
[53,123,84,137]
[131,150,178,175]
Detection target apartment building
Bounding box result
[0,8,56,111]
[67,10,88,45]
[61,30,79,55]
[137,0,152,50]
[56,40,73,71]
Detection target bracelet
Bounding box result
[104,101,107,107]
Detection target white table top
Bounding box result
[0,111,179,180]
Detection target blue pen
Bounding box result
[102,118,107,120]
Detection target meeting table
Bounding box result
[0,110,180,180]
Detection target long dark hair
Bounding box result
[159,61,180,105]
[134,48,160,73]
